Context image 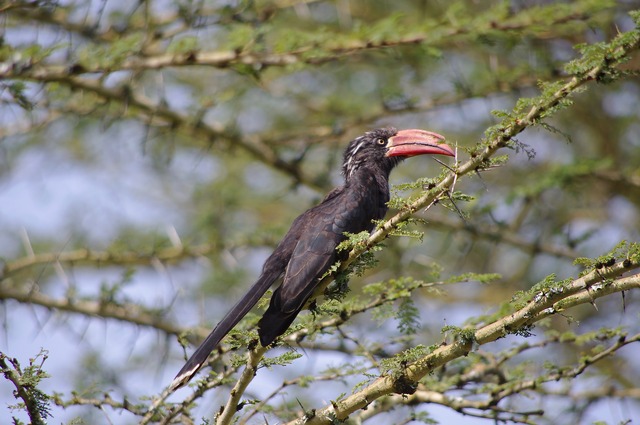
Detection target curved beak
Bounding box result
[386,129,454,158]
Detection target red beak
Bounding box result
[385,129,454,158]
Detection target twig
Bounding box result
[0,351,50,425]
[216,345,268,425]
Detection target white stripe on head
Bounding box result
[346,137,367,176]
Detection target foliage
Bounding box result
[1,1,639,425]
[0,350,51,425]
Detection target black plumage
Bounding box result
[170,127,453,391]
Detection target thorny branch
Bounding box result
[289,267,640,425]
[0,351,50,425]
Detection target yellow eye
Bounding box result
[376,138,386,146]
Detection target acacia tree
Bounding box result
[1,1,640,424]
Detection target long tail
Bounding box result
[169,271,280,391]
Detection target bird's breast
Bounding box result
[330,187,389,236]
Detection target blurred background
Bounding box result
[1,0,639,424]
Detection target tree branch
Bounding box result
[1,244,213,279]
[215,346,268,425]
[286,262,640,424]
[0,285,182,335]
[0,4,603,78]
[0,351,50,425]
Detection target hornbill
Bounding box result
[170,127,454,391]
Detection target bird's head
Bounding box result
[342,127,454,178]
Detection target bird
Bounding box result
[170,127,454,391]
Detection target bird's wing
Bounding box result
[257,198,356,346]
[278,195,355,313]
[278,216,344,313]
